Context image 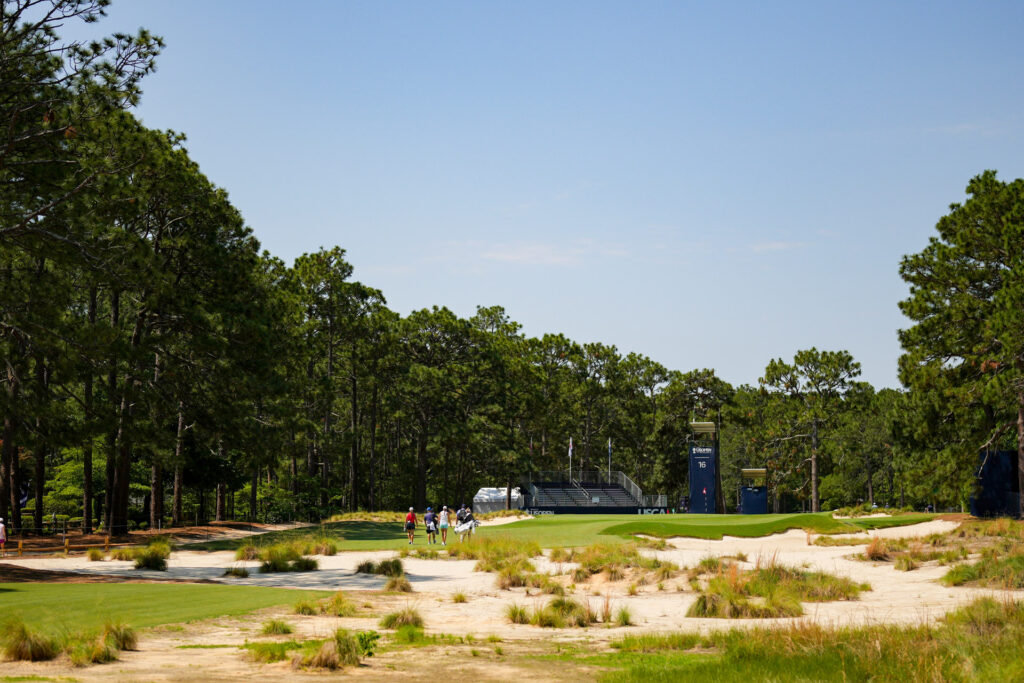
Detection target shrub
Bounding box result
[223,566,250,578]
[506,604,530,624]
[615,607,633,626]
[385,575,413,592]
[110,548,134,561]
[86,548,105,562]
[0,618,59,661]
[294,600,319,616]
[379,608,424,630]
[355,559,376,574]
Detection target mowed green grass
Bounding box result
[0,583,330,637]
[188,512,934,552]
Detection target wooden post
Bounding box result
[104,536,110,551]
[18,540,23,557]
[64,537,69,554]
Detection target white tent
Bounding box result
[472,487,523,513]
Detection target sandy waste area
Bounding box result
[2,517,1021,681]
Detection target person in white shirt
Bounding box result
[438,506,450,545]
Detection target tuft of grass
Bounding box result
[529,597,595,628]
[453,592,468,603]
[355,557,405,576]
[133,541,171,571]
[385,575,413,592]
[235,542,260,561]
[245,640,301,663]
[943,552,1024,588]
[549,547,575,563]
[293,600,319,616]
[506,604,530,624]
[223,566,250,578]
[68,636,117,666]
[86,547,105,562]
[102,621,137,651]
[615,606,633,626]
[895,555,918,571]
[376,557,405,576]
[0,618,60,662]
[813,535,870,547]
[110,548,134,561]
[261,619,294,635]
[865,537,890,561]
[686,559,868,619]
[379,607,424,630]
[320,591,357,617]
[291,556,319,572]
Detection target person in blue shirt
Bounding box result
[424,507,437,545]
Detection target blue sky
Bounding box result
[82,1,1024,388]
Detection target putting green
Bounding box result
[188,512,935,552]
[0,583,330,637]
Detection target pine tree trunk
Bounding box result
[249,469,258,522]
[82,287,96,533]
[215,482,226,521]
[103,290,120,533]
[811,419,820,513]
[150,464,163,528]
[1017,390,1024,519]
[172,403,185,526]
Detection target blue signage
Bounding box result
[689,444,717,514]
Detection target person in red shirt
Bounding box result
[404,507,417,544]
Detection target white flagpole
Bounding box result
[568,437,573,482]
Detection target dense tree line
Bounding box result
[2,3,1022,533]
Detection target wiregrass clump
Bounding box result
[258,543,318,573]
[320,591,357,617]
[686,558,869,619]
[355,557,405,577]
[86,547,105,561]
[379,607,424,630]
[0,618,60,661]
[133,540,171,571]
[262,620,294,635]
[385,575,413,592]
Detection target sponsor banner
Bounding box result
[689,443,717,514]
[527,507,670,515]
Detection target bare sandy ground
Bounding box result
[2,518,1022,680]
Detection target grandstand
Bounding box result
[523,470,668,514]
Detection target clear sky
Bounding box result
[77,1,1024,389]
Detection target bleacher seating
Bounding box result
[530,480,641,509]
